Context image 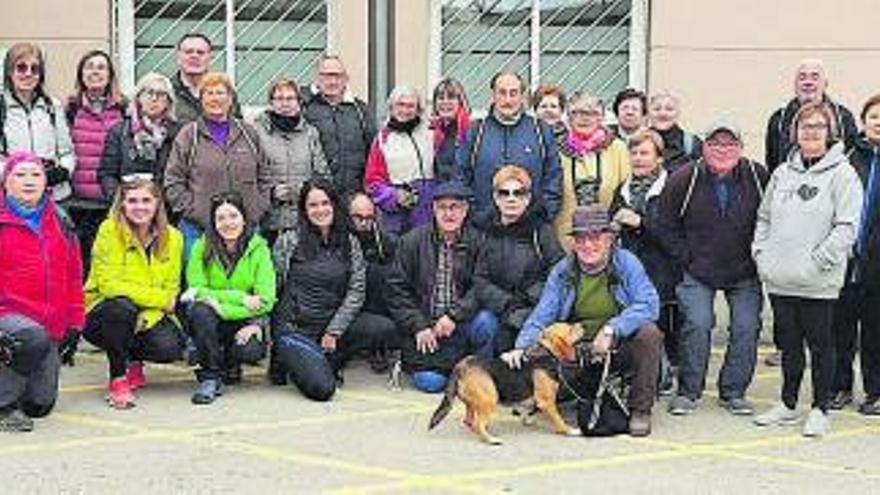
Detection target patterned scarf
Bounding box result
[129,101,169,162]
[627,170,659,215]
[566,126,610,156]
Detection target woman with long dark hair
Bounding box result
[271,180,395,401]
[185,192,276,405]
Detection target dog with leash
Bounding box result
[428,322,586,444]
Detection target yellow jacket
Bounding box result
[85,217,184,331]
[553,137,631,248]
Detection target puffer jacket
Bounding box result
[98,117,181,201]
[84,217,184,330]
[1,91,76,201]
[474,208,564,329]
[302,86,377,195]
[164,118,270,230]
[753,143,863,299]
[186,233,277,321]
[254,111,330,232]
[272,227,365,338]
[66,97,125,202]
[0,195,84,340]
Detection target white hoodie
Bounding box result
[752,142,863,299]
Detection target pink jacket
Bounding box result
[0,198,85,340]
[68,99,124,202]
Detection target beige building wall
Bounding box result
[394,1,431,102]
[649,0,880,160]
[329,0,369,99]
[0,0,111,100]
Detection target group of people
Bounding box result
[1,33,878,442]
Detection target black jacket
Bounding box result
[97,117,181,200]
[473,209,564,329]
[848,135,880,290]
[387,223,482,335]
[765,96,858,172]
[655,125,702,175]
[610,172,681,302]
[301,87,377,195]
[353,226,398,316]
[656,158,769,288]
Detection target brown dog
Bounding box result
[428,322,585,444]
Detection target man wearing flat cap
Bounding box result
[386,180,499,393]
[657,119,769,417]
[508,204,663,436]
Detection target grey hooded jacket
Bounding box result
[753,142,863,299]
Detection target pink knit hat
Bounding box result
[2,150,45,181]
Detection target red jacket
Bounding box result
[0,198,85,341]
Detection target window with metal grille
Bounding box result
[113,0,328,106]
[436,0,643,108]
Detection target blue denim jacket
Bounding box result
[515,248,659,348]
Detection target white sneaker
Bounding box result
[754,403,800,426]
[802,408,830,437]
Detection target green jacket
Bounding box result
[186,234,277,320]
[85,217,184,331]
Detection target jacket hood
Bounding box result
[788,142,848,174]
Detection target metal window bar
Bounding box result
[453,7,533,89]
[134,1,222,67]
[553,9,630,88]
[442,0,530,75]
[246,2,327,102]
[233,0,314,88]
[539,0,628,78]
[440,0,509,64]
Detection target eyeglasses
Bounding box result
[140,88,169,101]
[706,140,740,149]
[350,213,375,223]
[272,95,299,103]
[494,187,529,199]
[84,62,109,72]
[569,109,602,118]
[799,122,829,132]
[14,62,40,76]
[318,71,345,79]
[435,202,466,214]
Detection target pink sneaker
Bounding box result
[107,377,136,409]
[126,361,147,390]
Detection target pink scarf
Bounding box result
[566,126,610,156]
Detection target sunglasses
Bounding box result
[121,173,154,184]
[14,62,40,76]
[350,213,375,223]
[494,187,529,199]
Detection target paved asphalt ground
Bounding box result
[2,344,880,494]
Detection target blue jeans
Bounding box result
[675,272,762,401]
[409,310,499,393]
[179,219,203,264]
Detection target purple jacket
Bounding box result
[68,100,125,202]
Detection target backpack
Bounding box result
[468,114,548,175]
[678,160,765,218]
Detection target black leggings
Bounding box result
[84,297,183,379]
[271,311,397,401]
[769,295,836,411]
[188,302,266,381]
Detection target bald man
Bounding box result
[765,59,857,172]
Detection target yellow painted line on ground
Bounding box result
[718,450,880,480]
[192,406,433,435]
[0,431,157,457]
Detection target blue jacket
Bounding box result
[516,248,659,348]
[456,110,562,220]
